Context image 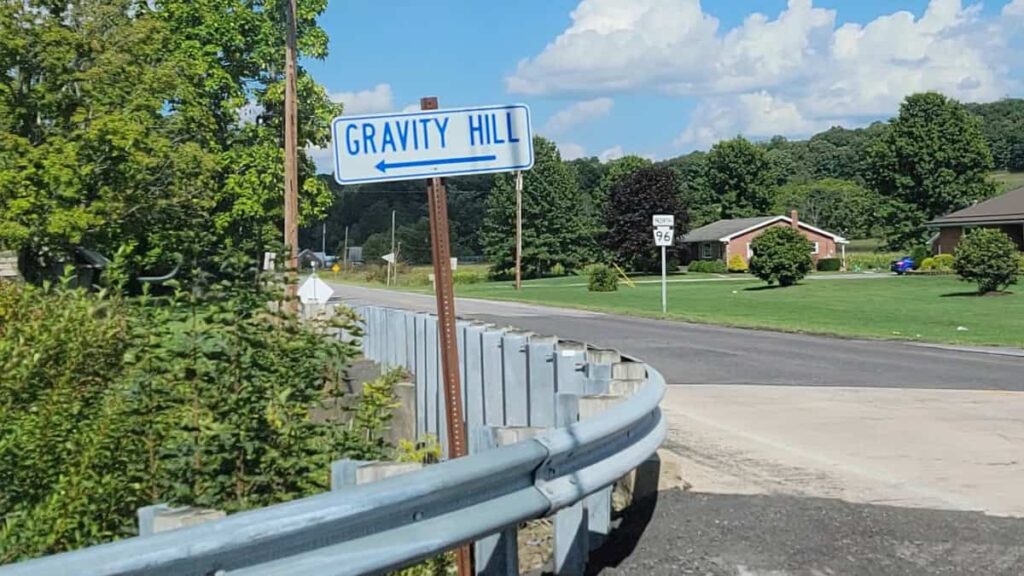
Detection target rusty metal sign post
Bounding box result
[419,96,471,575]
[329,95,533,575]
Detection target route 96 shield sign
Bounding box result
[653,226,674,246]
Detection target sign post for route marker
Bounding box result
[332,97,533,576]
[653,215,675,314]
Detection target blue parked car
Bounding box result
[890,256,915,275]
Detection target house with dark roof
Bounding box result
[928,186,1024,254]
[680,211,848,265]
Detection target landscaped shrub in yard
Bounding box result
[749,227,813,286]
[934,254,955,271]
[953,228,1021,294]
[727,254,748,273]
[910,245,930,269]
[816,258,842,272]
[587,264,619,292]
[688,260,727,274]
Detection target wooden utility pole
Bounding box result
[421,96,471,576]
[283,0,300,306]
[342,226,349,271]
[514,170,523,290]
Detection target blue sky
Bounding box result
[305,0,1024,170]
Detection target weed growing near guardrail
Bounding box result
[0,253,391,562]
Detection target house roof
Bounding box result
[681,216,778,243]
[681,216,848,243]
[927,186,1024,227]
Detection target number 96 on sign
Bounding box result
[653,227,674,247]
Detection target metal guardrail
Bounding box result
[0,306,666,576]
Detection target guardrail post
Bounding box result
[553,393,587,575]
[578,394,627,548]
[502,331,531,427]
[137,504,225,536]
[464,324,487,433]
[528,336,557,428]
[482,327,506,426]
[415,313,428,439]
[471,426,519,576]
[585,348,619,395]
[330,459,362,490]
[555,341,587,395]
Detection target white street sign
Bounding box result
[381,253,396,264]
[653,226,674,247]
[652,214,675,227]
[331,104,534,184]
[298,275,334,305]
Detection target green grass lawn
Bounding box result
[453,275,1024,348]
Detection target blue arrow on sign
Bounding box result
[375,155,497,174]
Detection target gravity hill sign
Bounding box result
[331,104,534,184]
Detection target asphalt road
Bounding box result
[330,283,1024,575]
[330,283,1024,391]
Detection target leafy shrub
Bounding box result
[919,257,936,270]
[933,253,955,271]
[688,260,726,274]
[587,264,619,292]
[816,258,842,272]
[910,245,930,269]
[452,270,484,285]
[847,253,901,271]
[727,254,749,273]
[363,264,389,283]
[953,228,1021,293]
[0,256,387,562]
[749,227,813,286]
[549,262,567,277]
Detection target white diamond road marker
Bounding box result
[298,275,334,305]
[330,104,534,184]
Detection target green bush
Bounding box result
[847,253,901,271]
[587,264,619,292]
[953,228,1021,293]
[727,254,748,273]
[919,257,936,270]
[688,260,726,274]
[0,257,388,562]
[933,253,955,271]
[816,258,842,272]
[749,227,814,286]
[910,245,930,269]
[452,270,484,285]
[549,262,567,277]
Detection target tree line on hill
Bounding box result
[318,94,1023,274]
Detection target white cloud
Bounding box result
[1004,0,1024,16]
[598,145,625,163]
[677,91,833,148]
[307,145,334,176]
[330,83,394,115]
[400,103,421,113]
[557,142,587,160]
[543,98,614,135]
[506,0,720,95]
[511,0,1022,149]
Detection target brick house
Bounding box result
[928,186,1024,255]
[680,211,848,265]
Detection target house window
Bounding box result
[811,241,820,255]
[746,243,753,258]
[701,243,712,260]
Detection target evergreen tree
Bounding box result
[483,137,598,278]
